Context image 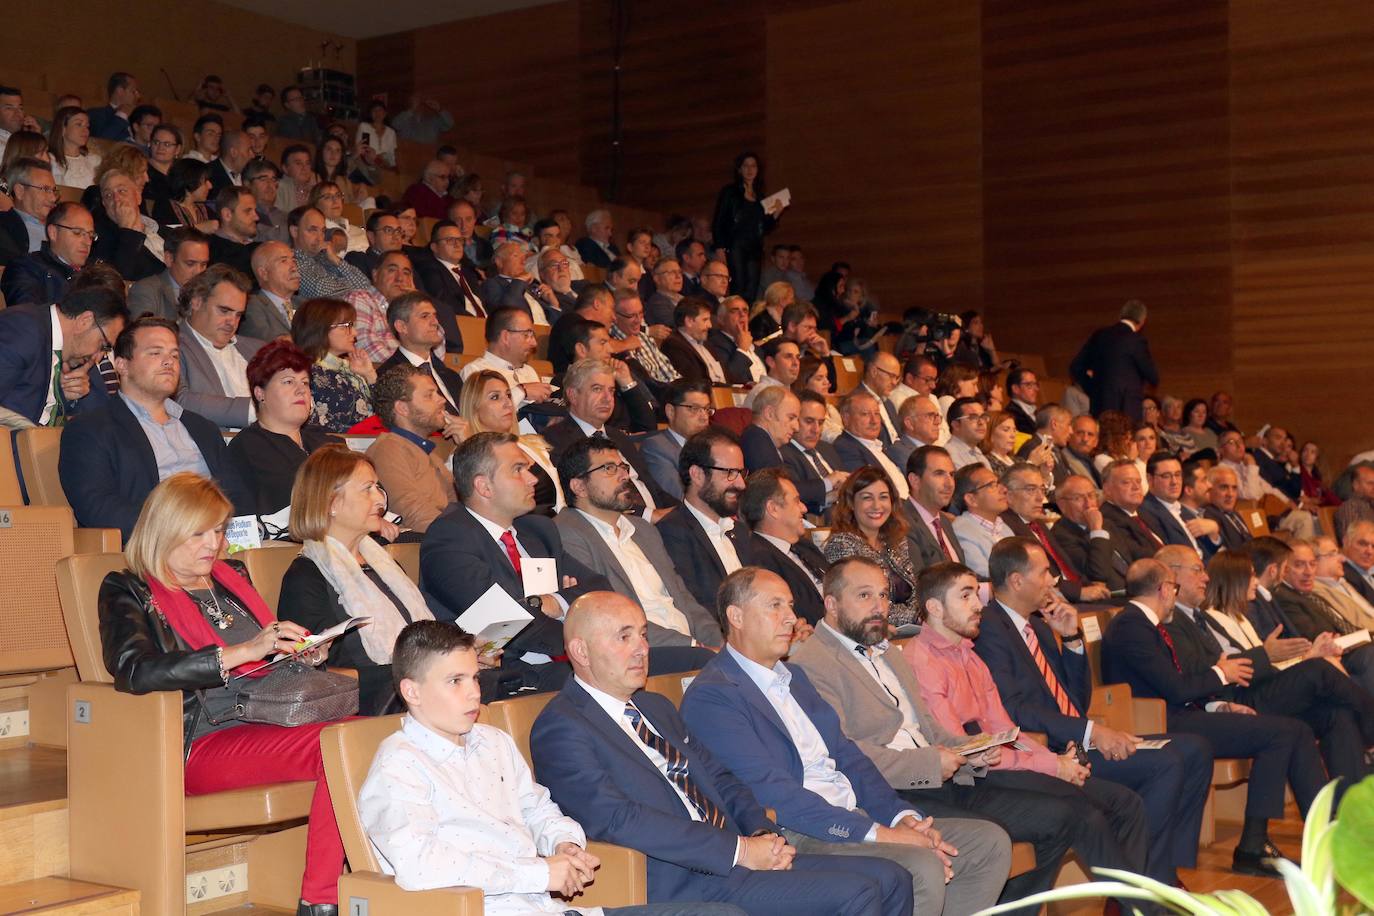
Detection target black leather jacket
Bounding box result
[98,561,256,748]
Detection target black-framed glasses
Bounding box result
[674,403,715,417]
[95,321,113,353]
[972,478,1004,494]
[956,412,988,424]
[375,225,402,236]
[54,223,98,242]
[580,461,631,478]
[17,182,59,197]
[703,465,746,481]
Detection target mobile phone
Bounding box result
[361,131,371,146]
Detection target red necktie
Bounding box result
[499,530,522,575]
[1156,622,1183,674]
[1133,514,1164,548]
[454,266,486,317]
[931,519,955,561]
[1028,520,1080,584]
[1024,623,1079,717]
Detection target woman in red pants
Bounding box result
[98,472,347,916]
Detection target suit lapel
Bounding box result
[714,650,802,767]
[819,624,907,721]
[110,397,161,492]
[686,509,727,578]
[564,681,678,786]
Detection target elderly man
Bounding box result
[525,217,584,283]
[1202,464,1254,552]
[639,380,715,501]
[537,246,579,312]
[888,394,943,473]
[1217,429,1317,538]
[574,209,618,268]
[461,306,555,417]
[1334,463,1374,546]
[242,241,301,340]
[830,390,910,500]
[1020,404,1072,486]
[645,257,686,327]
[1273,539,1374,696]
[782,390,848,516]
[244,159,288,244]
[999,463,1110,602]
[1313,531,1374,629]
[660,297,729,386]
[943,397,992,470]
[129,228,210,321]
[0,158,57,265]
[480,241,559,325]
[1061,415,1101,484]
[858,352,903,444]
[175,264,263,429]
[403,159,453,219]
[1049,475,1124,592]
[708,295,765,384]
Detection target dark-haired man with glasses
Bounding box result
[556,435,723,656]
[0,158,58,265]
[641,380,715,501]
[999,463,1111,602]
[1,202,94,307]
[943,396,991,471]
[660,297,729,386]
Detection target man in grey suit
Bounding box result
[127,228,210,320]
[241,241,301,340]
[174,264,264,428]
[640,379,714,501]
[790,556,1077,908]
[901,445,967,572]
[886,393,942,475]
[554,434,723,658]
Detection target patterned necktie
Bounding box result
[1023,623,1079,716]
[806,448,829,477]
[1028,520,1080,584]
[790,542,826,591]
[498,530,522,575]
[1156,622,1184,674]
[1309,592,1357,636]
[931,519,955,561]
[453,266,485,317]
[623,702,727,828]
[47,351,69,427]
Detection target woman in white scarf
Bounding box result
[278,446,435,714]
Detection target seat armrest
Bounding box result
[338,872,482,916]
[562,842,647,907]
[73,528,121,553]
[1131,697,1167,734]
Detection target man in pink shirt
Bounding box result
[904,561,1148,892]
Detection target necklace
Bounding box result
[195,577,236,630]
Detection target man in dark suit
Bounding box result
[740,468,830,625]
[206,131,252,197]
[420,431,609,695]
[640,380,714,501]
[656,429,754,611]
[0,158,55,267]
[415,217,487,320]
[480,241,560,325]
[0,287,127,425]
[900,446,967,572]
[887,394,942,477]
[86,72,140,141]
[541,358,673,512]
[1159,544,1374,807]
[1,202,91,306]
[1068,299,1159,422]
[1004,367,1039,436]
[1138,452,1222,559]
[242,241,300,339]
[374,291,464,415]
[855,352,902,446]
[1098,460,1165,563]
[660,297,730,386]
[206,187,259,277]
[1251,426,1303,501]
[343,209,403,278]
[1060,415,1102,486]
[573,209,619,269]
[742,386,829,511]
[1101,557,1328,875]
[58,317,252,541]
[707,294,766,384]
[1050,474,1126,591]
[682,568,1011,915]
[1000,464,1110,602]
[828,390,909,501]
[974,539,1211,887]
[531,593,913,915]
[1272,539,1374,695]
[781,391,847,517]
[1203,464,1253,552]
[1342,519,1374,605]
[676,237,708,296]
[174,264,264,429]
[129,229,211,321]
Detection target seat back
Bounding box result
[457,315,486,354]
[1234,499,1271,538]
[0,507,79,674]
[16,427,67,506]
[1087,682,1135,733]
[0,431,22,504]
[1079,608,1112,685]
[56,552,127,683]
[710,406,753,438]
[482,691,556,770]
[384,542,420,584]
[644,671,699,708]
[239,543,303,613]
[320,714,406,872]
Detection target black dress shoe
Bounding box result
[296,903,338,916]
[1232,842,1284,877]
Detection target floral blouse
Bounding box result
[822,530,920,627]
[311,354,373,432]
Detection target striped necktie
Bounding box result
[623,702,727,828]
[1024,622,1079,716]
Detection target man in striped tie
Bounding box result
[532,592,914,916]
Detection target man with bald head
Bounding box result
[858,352,903,445]
[241,241,301,339]
[481,241,558,325]
[1049,474,1125,591]
[831,389,910,501]
[532,590,913,916]
[208,130,252,195]
[887,394,943,474]
[741,387,834,512]
[1201,464,1253,552]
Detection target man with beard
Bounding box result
[656,429,755,611]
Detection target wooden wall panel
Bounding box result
[982,0,1233,402]
[766,0,984,315]
[1230,0,1374,463]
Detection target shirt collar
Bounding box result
[666,429,686,447]
[188,323,233,352]
[399,346,433,368]
[684,499,732,538]
[392,426,437,455]
[574,674,638,722]
[120,391,182,421]
[909,497,941,527]
[465,505,513,543]
[49,305,64,352]
[1013,399,1036,416]
[916,622,966,653]
[571,414,603,438]
[996,598,1032,631]
[480,349,518,371]
[758,531,796,554]
[725,643,790,691]
[1256,583,1272,600]
[577,507,630,541]
[401,713,483,761]
[1130,600,1162,626]
[820,620,890,659]
[18,208,42,229]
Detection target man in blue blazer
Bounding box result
[741,386,829,513]
[0,288,127,424]
[972,537,1211,887]
[420,431,609,695]
[639,379,714,501]
[57,317,251,541]
[1138,453,1222,559]
[532,592,913,916]
[681,567,1012,915]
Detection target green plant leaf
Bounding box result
[1210,888,1269,916]
[1275,856,1324,916]
[972,881,1176,916]
[1333,774,1374,910]
[1303,780,1337,876]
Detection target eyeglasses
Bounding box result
[703,465,746,481]
[580,461,631,478]
[872,366,900,381]
[655,268,683,278]
[972,479,1004,494]
[375,226,402,236]
[53,223,98,242]
[432,235,463,245]
[95,321,113,353]
[329,321,354,330]
[956,413,988,424]
[703,272,730,281]
[150,139,179,149]
[1151,471,1183,481]
[17,182,59,197]
[503,328,537,339]
[249,174,279,184]
[1008,484,1048,494]
[317,193,343,202]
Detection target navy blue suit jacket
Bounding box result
[0,246,75,306]
[654,505,753,612]
[1101,604,1226,713]
[972,600,1091,749]
[779,439,841,516]
[0,304,110,423]
[1138,493,1219,559]
[1069,322,1158,421]
[419,506,608,657]
[681,647,914,843]
[86,105,132,141]
[741,423,825,509]
[531,679,776,902]
[57,395,250,540]
[574,237,618,269]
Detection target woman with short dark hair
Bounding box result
[292,297,376,432]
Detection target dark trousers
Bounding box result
[1342,644,1374,698]
[727,245,762,302]
[901,776,1073,913]
[689,853,913,916]
[1089,732,1213,881]
[1167,709,1325,818]
[981,768,1149,877]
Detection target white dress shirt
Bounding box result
[570,415,655,516]
[995,601,1091,747]
[576,509,692,637]
[358,716,599,915]
[42,306,64,426]
[819,622,931,750]
[1155,496,1202,552]
[187,325,256,424]
[684,500,742,574]
[398,346,459,408]
[461,349,542,409]
[849,434,910,501]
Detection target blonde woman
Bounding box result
[460,368,564,515]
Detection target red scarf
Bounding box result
[146,561,277,678]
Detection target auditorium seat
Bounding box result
[384,541,420,584]
[0,507,81,676]
[238,542,303,613]
[709,406,752,438]
[58,552,315,914]
[0,432,23,505]
[15,427,66,507]
[1234,500,1271,538]
[57,185,83,204]
[456,315,486,354]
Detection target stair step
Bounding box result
[0,877,137,914]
